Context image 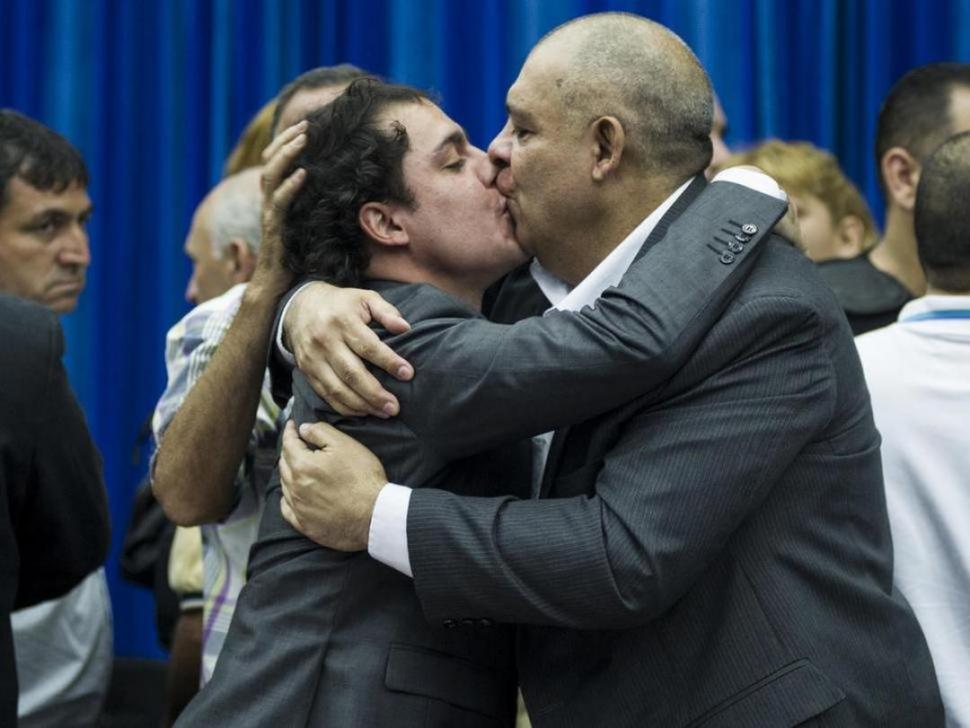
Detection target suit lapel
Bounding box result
[539,175,708,497]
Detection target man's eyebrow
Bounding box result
[23,202,95,225]
[505,101,535,125]
[433,128,468,155]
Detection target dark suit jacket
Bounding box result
[178,179,786,727]
[0,294,109,726]
[406,181,944,727]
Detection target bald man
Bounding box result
[277,14,942,727]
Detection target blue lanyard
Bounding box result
[901,309,970,322]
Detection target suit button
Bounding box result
[742,223,758,235]
[442,619,457,629]
[478,618,494,628]
[728,240,744,253]
[734,232,751,243]
[719,251,736,265]
[460,618,476,628]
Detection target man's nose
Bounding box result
[487,121,512,170]
[59,228,91,269]
[185,274,199,305]
[471,146,501,187]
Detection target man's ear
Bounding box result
[225,238,257,283]
[834,214,867,258]
[590,116,625,182]
[881,146,921,212]
[358,202,410,248]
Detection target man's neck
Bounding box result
[868,205,926,296]
[554,178,685,286]
[366,257,486,312]
[925,284,970,297]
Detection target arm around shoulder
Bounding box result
[407,294,836,629]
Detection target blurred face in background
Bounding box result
[790,192,867,262]
[183,191,234,305]
[0,177,92,313]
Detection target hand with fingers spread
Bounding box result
[278,420,386,551]
[282,283,414,417]
[248,120,310,297]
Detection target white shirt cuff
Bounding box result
[712,166,788,201]
[367,482,413,577]
[275,281,314,366]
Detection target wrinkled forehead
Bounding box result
[1,176,90,219]
[508,46,571,118]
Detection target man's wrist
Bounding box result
[276,281,315,364]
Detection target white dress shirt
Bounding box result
[367,169,786,577]
[855,294,970,728]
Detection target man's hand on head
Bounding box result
[249,120,309,298]
[283,282,414,418]
[278,420,388,552]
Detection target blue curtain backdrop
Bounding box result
[1,0,969,658]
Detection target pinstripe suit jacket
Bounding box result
[177,179,787,727]
[407,180,944,727]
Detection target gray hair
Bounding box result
[207,167,263,256]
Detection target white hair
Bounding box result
[207,167,263,256]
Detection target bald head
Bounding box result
[205,166,263,256]
[532,13,714,180]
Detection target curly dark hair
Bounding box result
[282,78,429,285]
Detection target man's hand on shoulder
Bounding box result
[713,164,802,251]
[283,282,415,418]
[279,420,387,551]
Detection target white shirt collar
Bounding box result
[530,167,786,313]
[896,294,970,341]
[898,294,970,319]
[531,178,693,313]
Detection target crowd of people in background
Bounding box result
[1,11,969,728]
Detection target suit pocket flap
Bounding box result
[690,660,846,728]
[384,644,509,719]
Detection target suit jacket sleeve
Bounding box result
[389,182,787,460]
[407,292,836,628]
[14,313,109,609]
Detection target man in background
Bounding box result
[819,62,970,333]
[856,130,970,727]
[0,291,110,728]
[0,108,113,728]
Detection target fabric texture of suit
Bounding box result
[177,179,785,727]
[406,180,944,727]
[0,293,109,726]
